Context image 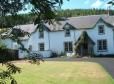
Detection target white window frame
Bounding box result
[64,24,71,37]
[64,42,73,52]
[39,31,44,38]
[97,39,107,52]
[39,43,45,51]
[98,25,105,35]
[65,29,70,37]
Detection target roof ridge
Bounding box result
[68,14,110,19]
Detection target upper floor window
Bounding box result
[64,42,73,52]
[39,43,44,51]
[98,25,105,35]
[64,25,70,37]
[65,29,70,37]
[97,40,107,51]
[39,28,44,38]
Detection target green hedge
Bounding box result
[0,49,19,63]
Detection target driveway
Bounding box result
[45,57,114,79]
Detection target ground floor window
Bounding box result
[97,39,107,51]
[64,42,73,52]
[39,43,44,51]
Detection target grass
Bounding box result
[1,61,114,84]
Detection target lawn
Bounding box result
[2,61,114,84]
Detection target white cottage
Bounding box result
[3,15,114,58]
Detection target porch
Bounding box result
[75,31,95,57]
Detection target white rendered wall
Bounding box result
[87,21,114,55]
[3,20,114,58]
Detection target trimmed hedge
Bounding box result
[0,49,18,62]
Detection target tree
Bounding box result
[0,0,67,84]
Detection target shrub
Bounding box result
[94,54,114,58]
[58,52,66,57]
[0,41,7,49]
[50,52,58,58]
[0,49,18,63]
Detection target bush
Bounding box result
[93,54,114,58]
[0,49,18,63]
[58,52,66,57]
[0,40,7,49]
[50,52,58,58]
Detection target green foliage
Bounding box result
[108,1,114,5]
[0,8,113,27]
[0,43,7,50]
[4,62,114,84]
[50,52,58,58]
[0,62,21,84]
[57,9,114,18]
[26,52,44,65]
[58,52,66,57]
[0,0,65,84]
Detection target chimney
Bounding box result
[107,5,111,16]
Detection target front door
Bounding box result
[80,43,89,56]
[82,42,89,56]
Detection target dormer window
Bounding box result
[28,45,32,51]
[65,25,70,37]
[98,25,105,35]
[39,28,44,38]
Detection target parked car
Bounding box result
[28,51,43,59]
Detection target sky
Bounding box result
[61,0,113,9]
[19,0,113,14]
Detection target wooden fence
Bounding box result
[0,49,19,62]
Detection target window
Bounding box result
[39,28,44,38]
[64,42,73,52]
[65,29,70,37]
[65,25,70,37]
[28,45,32,51]
[97,40,107,51]
[39,43,44,51]
[98,25,105,34]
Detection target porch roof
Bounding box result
[75,31,95,50]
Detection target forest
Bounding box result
[0,9,113,28]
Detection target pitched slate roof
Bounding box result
[45,15,114,31]
[13,15,114,33]
[14,24,37,33]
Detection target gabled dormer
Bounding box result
[63,23,75,37]
[38,24,50,39]
[39,27,44,39]
[98,25,105,35]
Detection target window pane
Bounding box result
[69,42,73,51]
[98,25,104,34]
[103,40,107,50]
[64,42,68,51]
[97,40,107,51]
[39,31,44,38]
[98,45,102,50]
[98,40,102,50]
[64,42,73,52]
[39,43,44,51]
[65,29,70,37]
